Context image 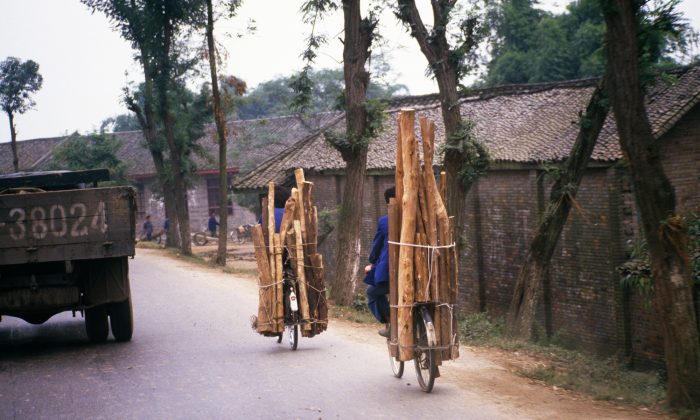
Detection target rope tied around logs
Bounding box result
[388,240,456,300]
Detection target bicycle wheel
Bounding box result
[413,307,437,393]
[389,354,404,378]
[288,324,298,350]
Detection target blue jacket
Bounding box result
[208,216,219,232]
[258,208,285,233]
[364,215,389,286]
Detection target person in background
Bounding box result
[208,210,219,237]
[364,186,395,337]
[143,214,153,241]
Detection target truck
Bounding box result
[0,169,136,342]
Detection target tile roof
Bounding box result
[234,65,700,190]
[0,112,339,177]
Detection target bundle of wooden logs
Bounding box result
[389,109,460,362]
[252,169,328,337]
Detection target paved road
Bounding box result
[0,250,658,419]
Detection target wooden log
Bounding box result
[309,253,327,333]
[303,182,317,254]
[273,233,284,333]
[438,214,453,360]
[279,195,297,248]
[397,108,418,361]
[252,224,274,333]
[419,118,439,302]
[267,183,276,284]
[293,220,312,331]
[395,114,404,222]
[388,198,399,357]
[414,232,430,302]
[261,197,270,248]
[294,169,307,242]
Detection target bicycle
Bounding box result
[275,263,303,350]
[388,303,438,393]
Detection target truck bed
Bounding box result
[0,186,136,265]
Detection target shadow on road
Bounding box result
[0,317,96,358]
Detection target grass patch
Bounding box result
[458,312,666,407]
[222,266,258,278]
[135,240,163,250]
[329,304,377,324]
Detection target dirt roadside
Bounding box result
[138,246,672,419]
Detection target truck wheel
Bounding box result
[85,305,109,343]
[110,298,133,342]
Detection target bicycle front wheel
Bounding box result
[288,324,298,350]
[390,355,404,378]
[414,307,437,392]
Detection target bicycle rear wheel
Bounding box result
[414,306,437,392]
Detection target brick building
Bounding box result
[236,65,700,366]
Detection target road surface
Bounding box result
[0,249,664,419]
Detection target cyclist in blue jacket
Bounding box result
[364,186,395,337]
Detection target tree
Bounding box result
[51,131,129,185]
[394,0,490,242]
[205,0,247,266]
[84,0,208,254]
[293,0,381,304]
[84,0,181,248]
[602,0,700,409]
[0,57,43,172]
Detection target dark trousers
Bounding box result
[366,282,390,324]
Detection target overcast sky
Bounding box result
[1,0,699,141]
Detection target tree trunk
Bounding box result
[395,0,484,243]
[328,0,374,305]
[434,66,468,232]
[206,0,229,266]
[158,16,192,256]
[505,81,610,340]
[7,112,18,172]
[603,0,700,409]
[128,50,181,249]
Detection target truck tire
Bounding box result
[85,305,109,343]
[110,298,133,342]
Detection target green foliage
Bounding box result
[317,206,339,245]
[617,213,700,304]
[290,0,339,115]
[100,114,141,132]
[0,57,43,115]
[483,0,696,86]
[324,97,386,158]
[51,132,130,186]
[232,68,406,120]
[459,312,665,405]
[443,118,491,188]
[538,161,564,183]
